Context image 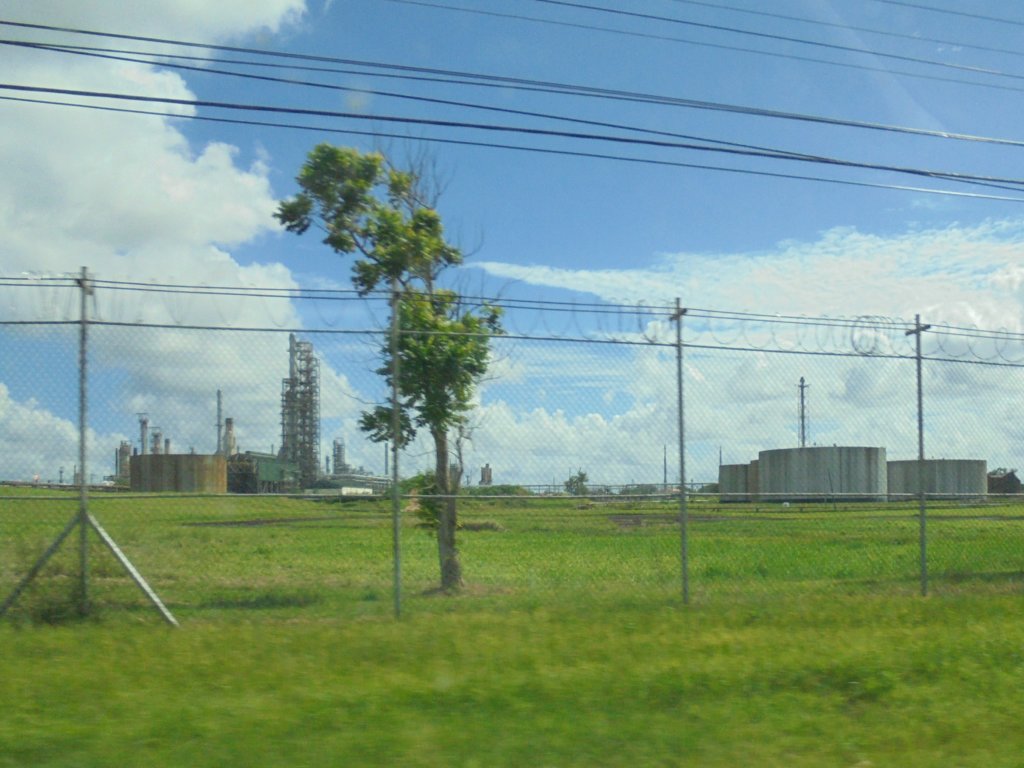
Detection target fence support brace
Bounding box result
[0,268,177,627]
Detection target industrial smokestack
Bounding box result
[333,437,346,474]
[224,418,237,457]
[289,333,297,379]
[140,414,149,456]
[216,389,223,455]
[164,438,171,455]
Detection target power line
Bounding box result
[868,0,1024,27]
[0,275,989,332]
[384,0,1024,96]
[533,0,1024,82]
[2,40,862,161]
[5,20,1024,149]
[665,0,1024,59]
[13,39,1024,193]
[5,83,1024,197]
[6,94,1024,203]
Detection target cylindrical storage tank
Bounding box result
[718,464,750,502]
[887,459,987,500]
[748,459,759,502]
[130,454,227,493]
[757,446,887,503]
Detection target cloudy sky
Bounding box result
[3,0,1024,486]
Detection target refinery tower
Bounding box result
[279,333,320,488]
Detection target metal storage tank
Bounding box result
[887,459,987,500]
[718,464,751,502]
[748,459,759,502]
[130,454,227,493]
[757,446,887,502]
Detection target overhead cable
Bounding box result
[386,0,1024,95]
[5,84,1024,197]
[3,40,858,161]
[534,0,1024,82]
[868,0,1024,27]
[4,19,1024,147]
[665,0,1024,59]
[12,39,1024,193]
[5,94,1024,203]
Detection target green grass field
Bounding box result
[1,489,1023,766]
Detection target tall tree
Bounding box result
[276,144,500,592]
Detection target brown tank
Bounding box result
[129,454,227,493]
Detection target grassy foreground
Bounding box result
[2,593,1024,767]
[2,489,1023,765]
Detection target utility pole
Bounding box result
[906,315,932,597]
[798,377,809,448]
[671,299,689,604]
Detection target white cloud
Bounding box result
[0,2,314,479]
[5,1,306,44]
[0,382,126,482]
[464,222,1024,484]
[475,220,1024,330]
[4,1,1022,492]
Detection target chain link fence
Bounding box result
[1,273,1022,623]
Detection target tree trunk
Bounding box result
[433,428,463,592]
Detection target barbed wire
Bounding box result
[4,276,1024,365]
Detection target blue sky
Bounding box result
[3,0,1024,485]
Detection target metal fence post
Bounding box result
[673,300,689,604]
[390,278,403,619]
[906,314,931,596]
[77,266,92,616]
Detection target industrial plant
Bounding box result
[119,333,386,495]
[718,446,989,503]
[714,375,1001,503]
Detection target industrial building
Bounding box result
[227,451,297,494]
[988,468,1022,495]
[124,334,321,494]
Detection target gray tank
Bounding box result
[887,459,987,500]
[718,463,752,502]
[758,446,887,502]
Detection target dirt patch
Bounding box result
[608,513,678,528]
[419,582,514,598]
[461,520,504,532]
[183,516,336,528]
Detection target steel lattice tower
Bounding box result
[280,333,320,488]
